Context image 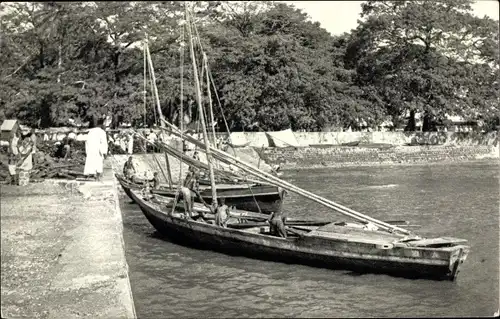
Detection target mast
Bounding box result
[203,53,218,149]
[142,40,147,126]
[145,40,173,188]
[145,43,165,126]
[185,5,217,204]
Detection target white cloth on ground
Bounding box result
[83,127,108,175]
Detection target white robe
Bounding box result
[84,127,108,175]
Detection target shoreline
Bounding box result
[278,158,499,171]
[261,144,498,171]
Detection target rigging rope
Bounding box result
[191,9,262,209]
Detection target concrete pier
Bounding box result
[0,160,136,319]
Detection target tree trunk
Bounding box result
[39,42,45,68]
[113,50,121,83]
[57,42,62,83]
[404,109,416,131]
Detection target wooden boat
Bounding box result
[129,189,469,281]
[115,173,283,214]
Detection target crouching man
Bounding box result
[268,210,287,238]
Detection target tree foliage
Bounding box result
[346,0,499,127]
[0,1,497,131]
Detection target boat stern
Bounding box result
[448,245,470,281]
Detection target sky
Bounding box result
[282,0,500,35]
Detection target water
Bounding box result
[120,161,499,318]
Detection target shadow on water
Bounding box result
[118,161,499,318]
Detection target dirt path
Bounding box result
[1,161,136,319]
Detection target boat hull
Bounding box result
[115,174,282,214]
[130,189,469,281]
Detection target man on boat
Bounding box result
[268,210,287,238]
[187,151,200,174]
[268,189,288,238]
[123,156,136,181]
[193,151,200,162]
[179,169,200,219]
[214,197,230,227]
[152,171,161,190]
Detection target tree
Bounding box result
[347,0,499,130]
[204,2,365,132]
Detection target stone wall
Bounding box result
[12,128,496,151]
[260,145,499,169]
[233,131,498,147]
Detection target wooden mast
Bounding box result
[186,5,217,204]
[142,40,147,126]
[203,53,218,148]
[145,41,173,188]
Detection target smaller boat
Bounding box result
[115,173,283,214]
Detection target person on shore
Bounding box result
[83,117,108,181]
[30,128,37,155]
[16,132,34,185]
[7,130,21,184]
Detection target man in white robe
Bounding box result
[84,119,108,181]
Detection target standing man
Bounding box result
[84,117,108,181]
[214,198,230,227]
[16,133,34,186]
[7,130,21,184]
[179,169,203,219]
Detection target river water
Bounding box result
[119,160,499,318]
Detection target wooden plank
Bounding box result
[305,230,395,246]
[316,223,403,240]
[405,237,468,247]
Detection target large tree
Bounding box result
[346,0,499,129]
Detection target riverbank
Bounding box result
[108,145,498,178]
[261,145,499,170]
[0,161,136,319]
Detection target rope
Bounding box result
[207,69,235,155]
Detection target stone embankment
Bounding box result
[0,160,136,319]
[260,144,499,169]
